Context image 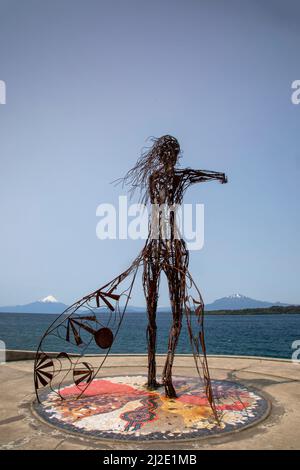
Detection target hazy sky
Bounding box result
[0,0,299,306]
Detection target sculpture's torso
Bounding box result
[145,170,188,267]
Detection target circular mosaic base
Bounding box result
[35,375,269,441]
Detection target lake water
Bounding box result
[1,312,300,359]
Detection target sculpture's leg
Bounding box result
[143,259,160,389]
[162,269,184,398]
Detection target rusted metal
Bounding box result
[94,328,114,349]
[34,135,227,423]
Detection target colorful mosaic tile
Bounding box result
[35,375,269,441]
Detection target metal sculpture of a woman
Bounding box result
[34,135,227,422]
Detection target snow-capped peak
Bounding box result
[40,295,58,303]
[227,293,246,299]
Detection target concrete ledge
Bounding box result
[5,350,80,362]
[5,349,295,363]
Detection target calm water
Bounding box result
[0,312,299,359]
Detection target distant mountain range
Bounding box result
[204,293,289,311]
[0,293,291,314]
[0,295,68,314]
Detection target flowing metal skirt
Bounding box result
[34,238,219,422]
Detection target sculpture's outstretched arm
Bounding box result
[179,168,227,185]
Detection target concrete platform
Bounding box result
[0,354,299,450]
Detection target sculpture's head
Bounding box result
[116,135,181,203]
[154,135,180,168]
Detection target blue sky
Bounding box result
[0,0,299,306]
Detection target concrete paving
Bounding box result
[0,354,299,450]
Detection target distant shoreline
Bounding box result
[204,305,300,315]
[0,305,300,315]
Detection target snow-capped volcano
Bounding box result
[40,295,59,303]
[0,296,68,314]
[205,293,289,310]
